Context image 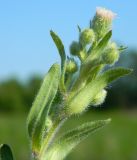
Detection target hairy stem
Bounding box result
[38,118,66,160]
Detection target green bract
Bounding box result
[0,7,132,160]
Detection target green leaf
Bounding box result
[40,119,111,160]
[100,67,132,83]
[50,30,66,91]
[27,63,60,151]
[68,67,132,115]
[0,144,13,160]
[50,31,66,67]
[95,30,112,52]
[86,64,104,83]
[77,25,81,33]
[118,46,128,53]
[87,30,112,56]
[77,30,112,87]
[71,64,103,94]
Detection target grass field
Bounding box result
[0,110,137,160]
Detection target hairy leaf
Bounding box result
[77,25,81,33]
[95,30,112,53]
[50,30,66,91]
[87,30,112,56]
[71,64,103,94]
[118,46,128,53]
[86,64,104,83]
[77,30,112,88]
[67,67,132,114]
[100,67,132,83]
[27,63,60,146]
[0,144,13,160]
[40,119,111,160]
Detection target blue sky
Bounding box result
[0,0,137,81]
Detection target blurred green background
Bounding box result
[0,50,137,160]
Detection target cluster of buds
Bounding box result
[61,8,123,115]
[70,29,95,61]
[63,7,126,115]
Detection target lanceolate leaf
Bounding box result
[71,64,103,94]
[0,144,14,160]
[27,63,60,142]
[32,64,60,152]
[77,25,81,33]
[40,119,111,160]
[118,46,128,53]
[87,30,112,56]
[50,31,66,91]
[100,67,132,84]
[95,30,112,52]
[50,31,66,69]
[86,64,104,83]
[77,30,112,87]
[68,67,132,114]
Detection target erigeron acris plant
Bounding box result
[0,7,132,160]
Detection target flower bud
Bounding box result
[91,7,116,40]
[91,89,107,106]
[66,57,78,73]
[70,41,80,56]
[79,29,95,46]
[102,42,119,65]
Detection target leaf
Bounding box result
[78,30,112,85]
[50,31,66,91]
[71,64,103,94]
[89,20,92,28]
[50,31,66,68]
[68,67,132,114]
[100,67,132,83]
[32,64,60,152]
[88,30,112,56]
[27,63,60,151]
[86,64,104,83]
[95,30,112,52]
[0,144,14,160]
[77,25,81,33]
[118,46,128,53]
[40,119,111,160]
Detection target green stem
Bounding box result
[38,118,66,160]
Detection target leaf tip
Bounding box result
[125,68,133,75]
[50,30,53,34]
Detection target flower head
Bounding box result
[96,7,116,21]
[91,7,116,40]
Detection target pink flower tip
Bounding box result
[96,7,117,20]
